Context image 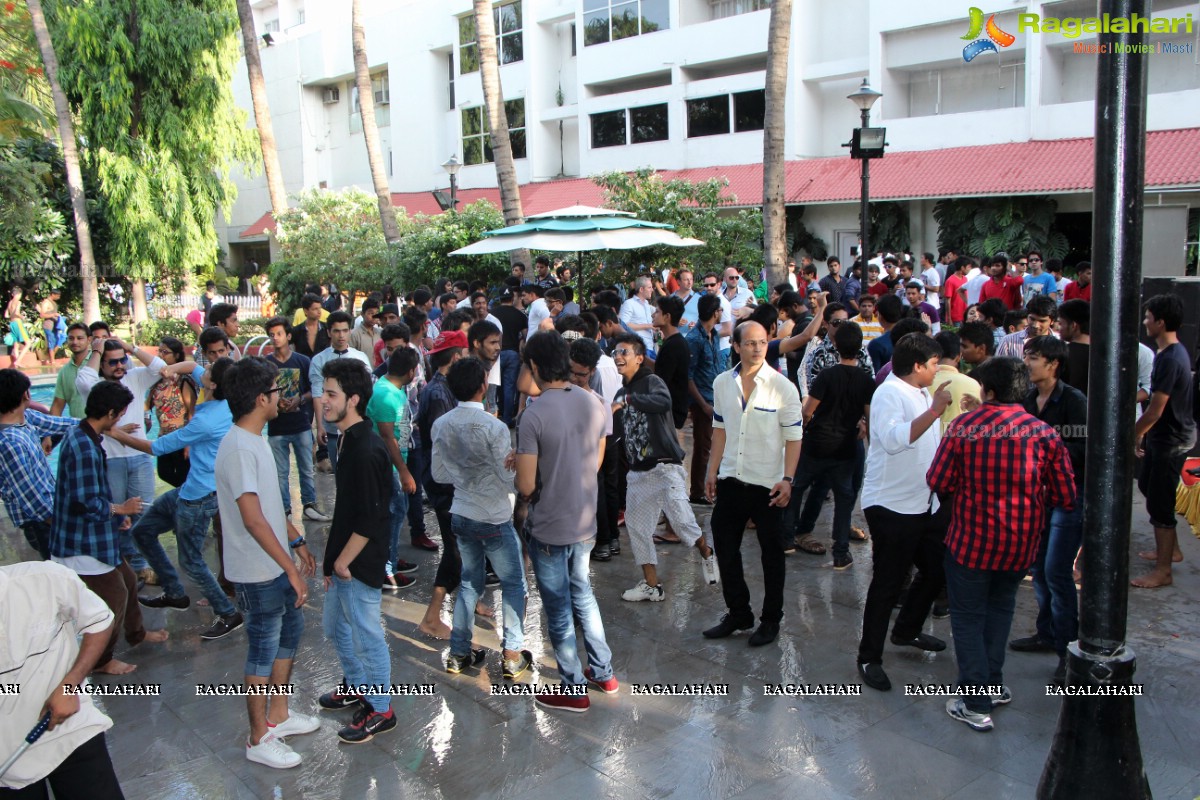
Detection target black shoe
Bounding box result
[592,543,611,562]
[1052,657,1067,687]
[337,707,396,744]
[139,592,190,610]
[485,571,501,586]
[748,621,779,647]
[832,554,854,570]
[393,559,418,575]
[445,648,487,674]
[890,633,946,652]
[319,688,364,710]
[858,662,892,691]
[702,613,755,639]
[383,573,415,591]
[200,612,244,640]
[609,539,621,556]
[1009,635,1056,653]
[503,649,533,681]
[689,495,712,506]
[931,602,950,620]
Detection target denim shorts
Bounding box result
[234,571,305,677]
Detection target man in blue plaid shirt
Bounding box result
[0,369,78,558]
[50,380,169,675]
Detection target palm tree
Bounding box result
[762,0,793,289]
[26,0,100,322]
[235,0,287,217]
[472,0,529,267]
[351,0,402,244]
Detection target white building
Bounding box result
[222,0,1200,275]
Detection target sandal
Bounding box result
[653,533,683,544]
[850,526,869,542]
[795,534,827,555]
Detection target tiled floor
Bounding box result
[4,467,1198,800]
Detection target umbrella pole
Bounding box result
[578,250,584,309]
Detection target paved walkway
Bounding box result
[2,466,1198,799]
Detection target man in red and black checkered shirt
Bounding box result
[927,357,1076,733]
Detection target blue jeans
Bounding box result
[326,431,341,474]
[234,571,305,678]
[1031,503,1084,657]
[323,575,391,712]
[107,453,155,571]
[943,553,1026,713]
[388,472,410,574]
[451,515,527,656]
[269,430,316,516]
[22,519,52,560]
[131,490,236,618]
[499,349,520,427]
[787,452,857,557]
[527,535,613,687]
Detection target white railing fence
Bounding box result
[152,294,265,320]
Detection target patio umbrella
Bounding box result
[449,205,703,296]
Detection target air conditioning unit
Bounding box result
[374,88,390,105]
[322,86,340,104]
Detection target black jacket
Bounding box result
[617,367,685,471]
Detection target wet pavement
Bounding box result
[3,464,1199,800]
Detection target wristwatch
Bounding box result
[289,536,306,549]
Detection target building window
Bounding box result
[447,54,455,110]
[459,1,523,75]
[686,94,730,137]
[733,89,765,132]
[263,18,280,33]
[630,103,669,143]
[462,99,526,165]
[590,110,627,148]
[352,72,390,113]
[584,0,669,47]
[709,0,769,21]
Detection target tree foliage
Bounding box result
[0,140,74,279]
[393,199,510,290]
[934,196,1068,260]
[43,0,257,283]
[0,1,51,122]
[869,201,911,254]
[590,168,763,286]
[785,206,828,261]
[270,187,408,311]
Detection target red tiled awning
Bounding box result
[239,127,1200,238]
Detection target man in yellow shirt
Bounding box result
[933,331,981,432]
[291,283,330,327]
[851,295,885,343]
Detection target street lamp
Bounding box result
[443,155,461,213]
[846,79,884,268]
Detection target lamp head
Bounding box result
[847,79,882,112]
[442,155,462,176]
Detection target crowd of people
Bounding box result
[0,248,1190,793]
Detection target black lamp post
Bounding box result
[847,79,884,267]
[443,155,461,213]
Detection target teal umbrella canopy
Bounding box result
[450,205,703,255]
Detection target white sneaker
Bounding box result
[246,733,302,769]
[701,554,720,585]
[621,580,665,602]
[303,504,332,522]
[945,697,994,732]
[268,711,320,738]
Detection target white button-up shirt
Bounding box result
[619,295,655,353]
[861,372,940,515]
[712,363,803,489]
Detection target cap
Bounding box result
[429,330,468,354]
[500,288,515,300]
[380,303,400,316]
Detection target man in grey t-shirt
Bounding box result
[215,357,318,769]
[515,333,615,712]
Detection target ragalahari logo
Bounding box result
[962,7,1015,62]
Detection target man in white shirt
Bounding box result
[674,267,699,331]
[702,321,802,648]
[620,276,657,356]
[964,260,990,307]
[857,333,954,692]
[310,311,372,474]
[0,562,123,795]
[920,252,942,311]
[522,284,550,341]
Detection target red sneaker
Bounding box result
[585,668,619,695]
[411,535,439,552]
[534,689,590,713]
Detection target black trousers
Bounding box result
[711,478,786,624]
[857,504,947,665]
[0,733,124,799]
[596,434,619,547]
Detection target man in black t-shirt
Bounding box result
[788,322,875,569]
[264,317,327,523]
[490,289,527,427]
[652,296,690,434]
[318,360,396,743]
[1057,299,1090,396]
[1133,294,1195,589]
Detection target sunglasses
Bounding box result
[703,282,717,287]
[105,357,130,368]
[828,319,847,327]
[1029,257,1043,262]
[612,348,638,357]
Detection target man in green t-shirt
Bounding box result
[365,346,421,589]
[50,323,92,418]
